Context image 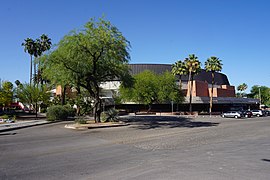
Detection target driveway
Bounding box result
[0,116,270,179]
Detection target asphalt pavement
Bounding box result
[1,115,270,180]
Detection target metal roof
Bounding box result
[128,64,230,85]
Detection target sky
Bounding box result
[1,0,270,92]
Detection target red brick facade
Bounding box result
[186,80,235,97]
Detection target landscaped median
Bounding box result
[64,120,129,130]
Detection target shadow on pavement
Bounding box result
[121,116,219,130]
[0,132,17,136]
[262,159,270,162]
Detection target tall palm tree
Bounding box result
[185,54,201,114]
[22,38,36,85]
[35,34,52,85]
[171,60,187,90]
[205,56,223,116]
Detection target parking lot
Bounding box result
[1,115,270,179]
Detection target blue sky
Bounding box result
[1,0,270,92]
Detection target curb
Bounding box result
[0,121,57,133]
[65,123,129,130]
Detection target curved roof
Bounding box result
[128,64,230,85]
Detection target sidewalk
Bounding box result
[0,120,50,132]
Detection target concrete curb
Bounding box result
[65,123,129,130]
[0,121,55,133]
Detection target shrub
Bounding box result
[101,108,119,122]
[47,105,71,121]
[63,105,76,117]
[75,118,87,124]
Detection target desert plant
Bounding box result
[101,108,119,122]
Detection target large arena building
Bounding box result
[100,64,259,113]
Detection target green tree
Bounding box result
[185,54,201,114]
[17,83,51,117]
[39,53,72,106]
[158,71,183,104]
[120,70,183,112]
[0,81,14,109]
[171,60,187,90]
[248,85,270,106]
[120,70,157,112]
[205,56,223,116]
[42,18,131,123]
[237,83,248,97]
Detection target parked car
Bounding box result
[251,110,265,117]
[241,110,253,118]
[264,110,270,116]
[221,111,243,118]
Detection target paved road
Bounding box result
[1,116,270,180]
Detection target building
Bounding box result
[101,64,259,113]
[55,64,259,113]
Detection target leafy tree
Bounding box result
[237,83,248,97]
[17,83,51,117]
[171,60,187,90]
[120,70,183,112]
[39,53,72,106]
[0,81,14,109]
[185,54,201,114]
[205,56,223,116]
[248,85,270,106]
[158,71,183,104]
[42,18,131,123]
[130,70,158,111]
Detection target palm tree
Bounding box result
[22,38,36,85]
[205,56,223,116]
[185,54,201,114]
[35,34,52,85]
[171,60,187,90]
[23,34,52,86]
[237,83,248,97]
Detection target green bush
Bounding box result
[63,105,76,117]
[101,108,119,122]
[47,105,75,121]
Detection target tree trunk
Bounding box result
[61,85,66,106]
[209,72,214,117]
[147,104,152,113]
[30,55,33,85]
[179,75,182,90]
[35,102,38,119]
[94,98,102,123]
[188,71,193,114]
[34,59,36,86]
